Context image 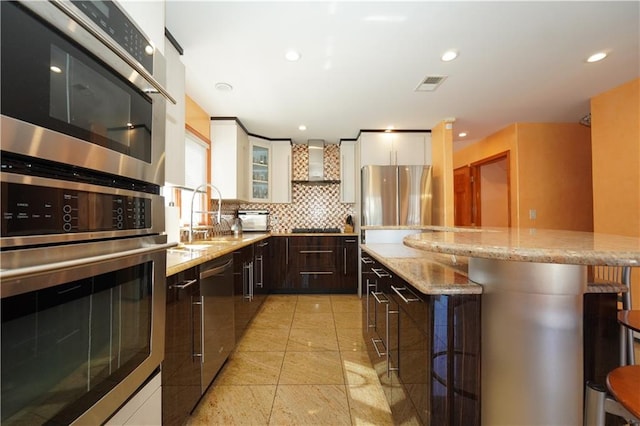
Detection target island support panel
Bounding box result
[469,258,586,426]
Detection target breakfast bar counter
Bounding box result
[403,228,640,426]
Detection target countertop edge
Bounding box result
[361,243,483,295]
[166,233,270,276]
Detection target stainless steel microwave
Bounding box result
[238,210,269,231]
[0,0,174,187]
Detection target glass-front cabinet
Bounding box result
[250,138,270,202]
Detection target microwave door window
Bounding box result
[49,45,132,151]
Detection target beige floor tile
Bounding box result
[341,350,380,386]
[336,327,368,352]
[347,384,394,426]
[291,311,335,329]
[334,311,363,329]
[251,309,294,329]
[295,298,333,313]
[235,324,290,351]
[188,384,276,425]
[331,295,363,313]
[269,384,351,426]
[286,327,339,352]
[215,351,284,385]
[296,294,332,304]
[260,295,298,313]
[279,351,345,385]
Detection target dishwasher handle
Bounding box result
[200,259,233,279]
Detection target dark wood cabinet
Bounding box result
[267,236,292,291]
[361,249,481,426]
[270,235,355,293]
[163,267,201,426]
[339,236,358,293]
[233,245,255,341]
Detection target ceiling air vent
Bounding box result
[415,75,447,92]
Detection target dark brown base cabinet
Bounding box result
[163,267,201,426]
[269,235,357,294]
[233,243,267,341]
[361,251,481,426]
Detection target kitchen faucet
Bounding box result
[189,183,223,243]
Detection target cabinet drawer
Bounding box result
[293,248,337,271]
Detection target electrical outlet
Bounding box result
[529,209,537,220]
[271,215,278,224]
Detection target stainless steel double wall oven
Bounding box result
[1,1,174,424]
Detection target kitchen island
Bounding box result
[403,228,640,426]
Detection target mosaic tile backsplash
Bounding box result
[217,143,355,233]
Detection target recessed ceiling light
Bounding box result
[587,52,607,63]
[50,65,62,73]
[298,125,307,131]
[144,45,154,55]
[285,50,301,62]
[441,50,458,62]
[214,82,233,91]
[458,132,468,137]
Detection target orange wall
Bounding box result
[454,124,520,226]
[517,123,592,231]
[591,77,640,307]
[431,121,454,226]
[453,123,592,230]
[185,95,210,141]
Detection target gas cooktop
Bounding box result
[291,227,341,234]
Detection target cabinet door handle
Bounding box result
[366,279,377,329]
[372,268,392,278]
[299,271,333,275]
[343,247,347,275]
[386,303,399,377]
[391,285,421,303]
[191,295,200,360]
[345,239,356,243]
[300,250,333,254]
[371,338,386,357]
[170,278,197,290]
[372,291,389,304]
[258,241,269,247]
[361,256,374,264]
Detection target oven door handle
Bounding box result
[49,0,176,105]
[0,242,176,281]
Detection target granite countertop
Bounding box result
[167,233,270,276]
[361,243,482,295]
[403,227,640,266]
[270,232,359,237]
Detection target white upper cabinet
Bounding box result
[359,131,431,166]
[249,136,271,202]
[163,37,185,187]
[340,140,356,203]
[211,120,249,201]
[271,141,292,204]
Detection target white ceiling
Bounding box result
[165,1,639,148]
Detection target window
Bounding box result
[180,132,209,225]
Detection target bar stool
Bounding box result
[584,310,640,425]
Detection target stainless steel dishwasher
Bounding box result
[197,254,235,393]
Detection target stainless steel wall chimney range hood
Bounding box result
[308,139,324,181]
[292,139,340,184]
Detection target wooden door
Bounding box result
[454,166,473,226]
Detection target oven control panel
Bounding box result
[1,182,151,237]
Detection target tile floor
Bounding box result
[186,294,640,426]
[187,295,394,425]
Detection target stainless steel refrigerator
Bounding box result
[361,165,433,226]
